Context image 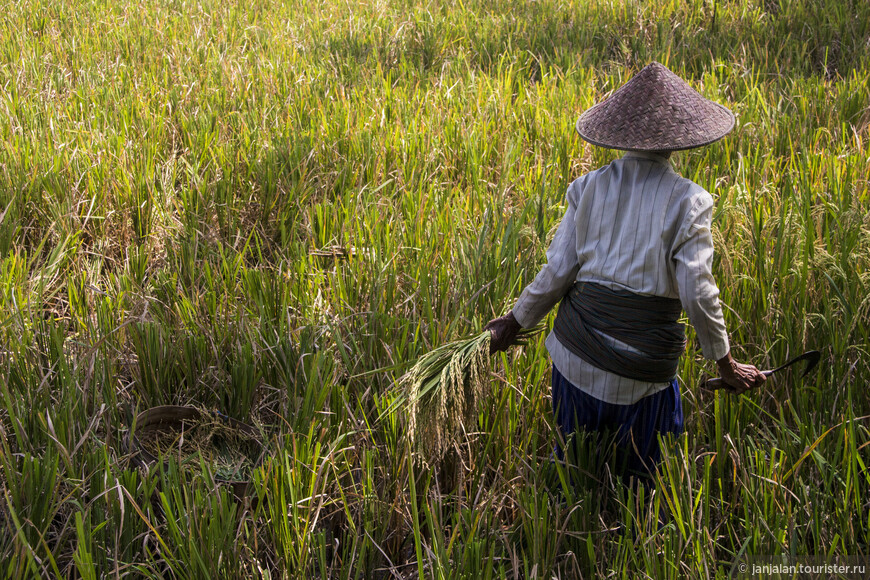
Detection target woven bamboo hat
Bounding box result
[576,62,735,152]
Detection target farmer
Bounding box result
[485,62,766,479]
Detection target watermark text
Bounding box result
[736,556,869,579]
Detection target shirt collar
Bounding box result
[622,151,671,165]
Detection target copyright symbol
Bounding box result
[738,563,748,573]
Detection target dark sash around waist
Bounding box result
[552,282,686,383]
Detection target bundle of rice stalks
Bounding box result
[401,325,544,465]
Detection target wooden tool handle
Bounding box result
[700,377,726,390]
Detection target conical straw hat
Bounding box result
[576,62,735,151]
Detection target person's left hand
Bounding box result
[484,311,522,354]
[716,352,767,394]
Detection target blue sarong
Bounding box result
[551,364,683,479]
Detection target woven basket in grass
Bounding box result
[129,406,264,484]
[399,325,544,464]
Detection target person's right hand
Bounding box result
[484,311,522,354]
[715,352,767,394]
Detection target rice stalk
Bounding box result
[403,325,544,464]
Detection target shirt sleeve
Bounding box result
[512,185,581,328]
[672,193,730,361]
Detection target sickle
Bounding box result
[701,350,821,391]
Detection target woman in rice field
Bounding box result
[485,62,766,480]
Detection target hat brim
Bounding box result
[575,63,736,152]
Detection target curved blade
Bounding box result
[765,350,821,378]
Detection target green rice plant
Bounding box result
[73,512,98,580]
[119,456,259,579]
[257,426,344,576]
[224,342,261,420]
[0,449,65,579]
[418,487,503,580]
[129,322,184,407]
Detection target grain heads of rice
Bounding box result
[406,331,491,464]
[403,326,542,465]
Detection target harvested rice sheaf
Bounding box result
[404,326,543,464]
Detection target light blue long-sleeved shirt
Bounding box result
[513,151,730,405]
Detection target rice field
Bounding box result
[0,0,869,577]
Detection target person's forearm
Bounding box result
[512,207,580,327]
[685,293,730,360]
[512,267,573,328]
[673,202,730,360]
[676,260,730,360]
